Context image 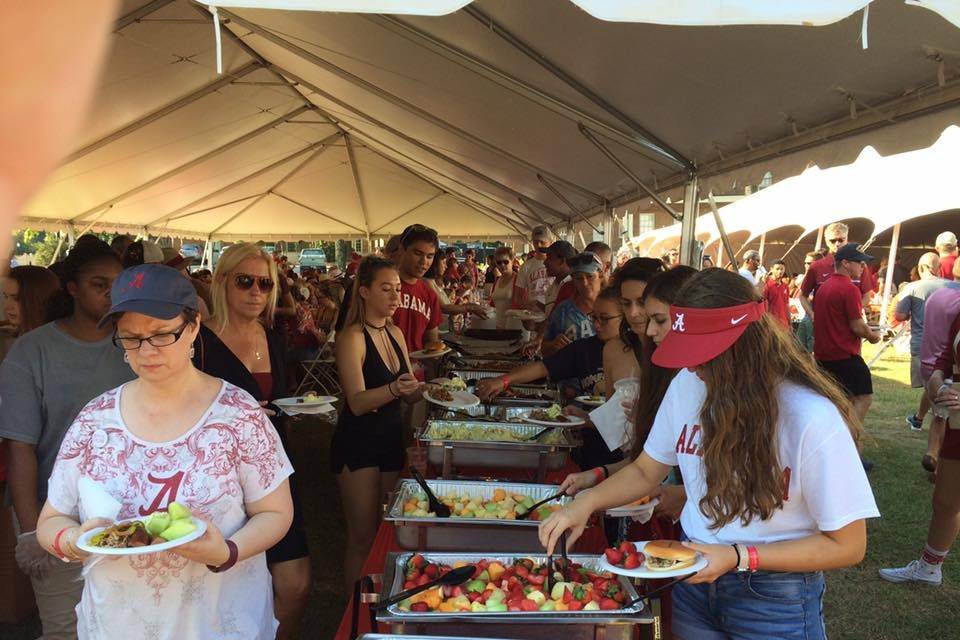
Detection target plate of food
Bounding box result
[575,395,606,407]
[521,404,585,427]
[424,378,480,409]
[589,493,659,518]
[274,392,337,407]
[77,502,207,556]
[597,540,705,579]
[505,309,545,323]
[410,342,452,359]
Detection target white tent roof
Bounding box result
[634,124,960,260]
[20,0,960,242]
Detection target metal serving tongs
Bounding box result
[545,531,571,595]
[624,571,700,608]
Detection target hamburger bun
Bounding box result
[424,342,446,353]
[643,540,697,572]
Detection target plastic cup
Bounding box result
[614,377,640,403]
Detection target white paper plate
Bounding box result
[597,541,706,579]
[521,414,586,427]
[505,309,545,322]
[77,518,207,556]
[409,347,452,359]
[275,395,337,407]
[606,497,659,518]
[575,395,606,407]
[424,389,480,409]
[281,403,336,416]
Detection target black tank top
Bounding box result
[338,327,408,426]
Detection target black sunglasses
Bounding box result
[234,274,274,292]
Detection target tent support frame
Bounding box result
[370,192,444,234]
[880,223,901,328]
[344,134,372,237]
[707,193,738,268]
[679,177,699,267]
[536,174,601,234]
[271,193,367,235]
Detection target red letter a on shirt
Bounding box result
[139,471,185,516]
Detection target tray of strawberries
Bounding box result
[379,552,645,621]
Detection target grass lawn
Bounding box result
[0,345,957,639]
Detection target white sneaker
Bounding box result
[879,560,942,585]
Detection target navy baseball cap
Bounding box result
[546,240,577,260]
[99,264,199,328]
[834,243,874,263]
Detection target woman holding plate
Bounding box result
[541,269,878,639]
[332,256,423,594]
[36,264,294,639]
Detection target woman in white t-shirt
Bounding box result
[35,264,294,639]
[541,269,879,640]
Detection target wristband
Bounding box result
[735,543,750,572]
[52,527,71,560]
[591,467,604,483]
[600,465,609,479]
[207,539,239,573]
[500,376,510,390]
[747,546,760,572]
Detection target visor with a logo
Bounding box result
[652,300,767,368]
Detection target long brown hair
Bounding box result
[676,269,860,529]
[629,266,697,459]
[341,256,398,328]
[7,266,61,334]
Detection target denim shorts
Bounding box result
[672,570,827,640]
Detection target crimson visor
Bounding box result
[652,300,767,368]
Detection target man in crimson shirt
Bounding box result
[763,260,791,327]
[935,231,957,281]
[814,243,882,426]
[393,224,441,353]
[800,222,877,319]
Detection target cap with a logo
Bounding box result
[546,240,577,260]
[98,264,199,328]
[834,243,874,264]
[652,300,767,368]
[936,231,958,247]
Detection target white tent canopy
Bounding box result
[634,125,960,261]
[21,0,960,243]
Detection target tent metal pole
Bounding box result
[312,107,536,231]
[271,193,368,234]
[199,238,210,269]
[759,233,767,263]
[536,174,601,233]
[462,5,691,171]
[370,193,444,234]
[272,67,571,222]
[163,194,267,223]
[66,62,262,162]
[221,10,602,204]
[579,124,681,222]
[146,133,342,227]
[707,193,737,269]
[70,105,311,222]
[679,178,699,267]
[207,143,337,235]
[115,0,173,31]
[368,15,681,170]
[344,135,372,237]
[517,199,549,226]
[48,231,66,267]
[880,223,901,328]
[814,227,824,252]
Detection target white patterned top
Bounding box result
[47,380,293,640]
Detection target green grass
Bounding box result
[1,348,957,639]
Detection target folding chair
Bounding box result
[294,331,340,396]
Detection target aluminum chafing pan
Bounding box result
[385,479,569,551]
[419,420,580,480]
[376,551,650,640]
[442,405,551,420]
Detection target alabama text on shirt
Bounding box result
[399,291,432,320]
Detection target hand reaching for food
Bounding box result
[395,372,423,397]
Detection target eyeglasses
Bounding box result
[590,313,622,324]
[113,322,189,351]
[826,237,846,244]
[804,261,814,267]
[234,274,274,292]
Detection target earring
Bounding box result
[122,352,129,363]
[189,346,195,359]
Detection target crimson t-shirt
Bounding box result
[800,254,876,298]
[813,273,864,361]
[393,278,441,352]
[764,281,791,327]
[940,254,956,281]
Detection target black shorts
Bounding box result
[818,355,873,397]
[266,465,310,563]
[329,415,405,474]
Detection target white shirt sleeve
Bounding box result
[642,378,681,467]
[237,405,295,504]
[46,423,85,518]
[798,417,880,532]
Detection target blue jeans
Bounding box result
[672,571,827,640]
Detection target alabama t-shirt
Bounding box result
[644,369,879,545]
[544,299,596,342]
[800,253,876,298]
[764,280,791,327]
[393,278,441,352]
[46,381,293,639]
[517,255,551,305]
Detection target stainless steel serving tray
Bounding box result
[385,479,569,551]
[377,551,648,624]
[441,405,548,421]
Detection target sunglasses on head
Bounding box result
[568,252,602,268]
[400,223,438,246]
[234,274,274,291]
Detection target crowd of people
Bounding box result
[0,218,956,639]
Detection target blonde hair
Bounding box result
[208,243,279,332]
[825,222,849,236]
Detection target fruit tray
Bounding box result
[385,479,570,551]
[373,552,651,640]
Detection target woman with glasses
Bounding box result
[0,237,132,639]
[191,243,311,640]
[489,246,522,329]
[36,263,294,639]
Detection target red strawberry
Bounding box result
[424,564,438,578]
[623,553,641,570]
[451,586,463,597]
[562,587,573,603]
[526,573,545,585]
[416,574,431,586]
[515,564,530,578]
[600,598,619,610]
[410,554,426,569]
[410,602,429,612]
[618,541,636,555]
[467,592,481,602]
[604,548,624,565]
[567,600,583,611]
[403,580,416,590]
[613,590,626,603]
[520,598,539,612]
